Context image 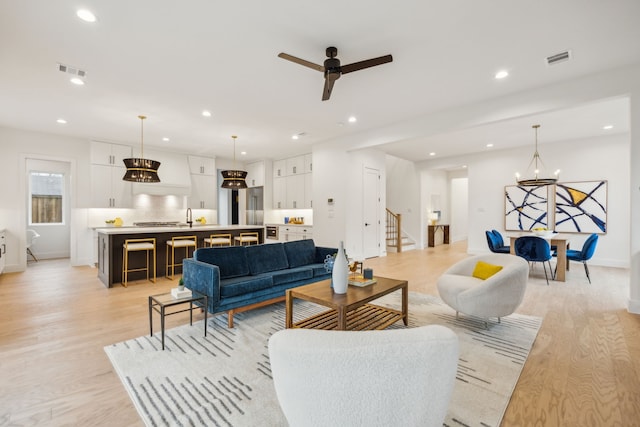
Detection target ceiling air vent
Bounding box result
[57,63,87,77]
[546,50,571,66]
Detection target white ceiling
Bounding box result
[0,0,638,163]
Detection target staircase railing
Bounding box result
[386,208,402,253]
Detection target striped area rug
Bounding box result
[104,292,542,427]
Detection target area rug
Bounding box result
[104,292,542,427]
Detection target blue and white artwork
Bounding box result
[504,185,549,231]
[554,181,607,233]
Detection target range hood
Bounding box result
[131,149,192,196]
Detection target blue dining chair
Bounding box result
[514,236,553,285]
[491,230,510,253]
[485,230,509,254]
[555,233,599,284]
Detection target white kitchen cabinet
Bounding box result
[286,156,304,175]
[304,172,313,208]
[279,225,313,242]
[286,174,305,209]
[246,160,265,188]
[304,153,313,173]
[188,155,216,175]
[91,164,132,208]
[90,141,131,166]
[273,177,286,209]
[273,159,286,178]
[188,174,216,209]
[0,230,6,274]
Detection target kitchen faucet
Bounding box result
[186,207,193,228]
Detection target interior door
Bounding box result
[363,167,380,258]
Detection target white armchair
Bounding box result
[437,254,529,324]
[268,325,459,427]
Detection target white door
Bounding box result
[26,159,71,260]
[363,167,380,258]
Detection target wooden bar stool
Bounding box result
[166,236,197,280]
[204,233,232,247]
[234,232,260,246]
[122,238,156,287]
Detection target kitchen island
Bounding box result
[96,225,264,287]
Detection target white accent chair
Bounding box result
[437,254,529,326]
[268,325,459,427]
[26,229,40,261]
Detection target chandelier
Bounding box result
[515,124,560,186]
[122,115,161,182]
[221,135,247,189]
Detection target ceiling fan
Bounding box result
[278,46,393,101]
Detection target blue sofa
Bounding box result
[182,239,336,327]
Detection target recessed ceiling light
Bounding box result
[462,165,468,169]
[486,143,494,148]
[240,151,247,156]
[292,134,299,140]
[348,116,357,123]
[603,125,614,130]
[56,118,67,124]
[162,137,170,142]
[495,70,509,79]
[429,152,436,156]
[76,9,97,23]
[202,110,212,117]
[70,77,85,85]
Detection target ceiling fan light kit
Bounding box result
[122,115,161,183]
[515,124,560,186]
[221,135,248,189]
[278,46,393,101]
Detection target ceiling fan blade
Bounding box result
[340,54,393,74]
[322,73,339,101]
[278,52,324,72]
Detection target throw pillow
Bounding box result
[472,261,503,280]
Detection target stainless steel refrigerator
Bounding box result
[246,186,264,225]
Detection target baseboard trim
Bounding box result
[628,298,640,314]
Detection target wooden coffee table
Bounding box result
[285,276,408,330]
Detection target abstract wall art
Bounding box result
[504,185,549,231]
[554,180,607,233]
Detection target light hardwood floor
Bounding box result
[1,241,639,426]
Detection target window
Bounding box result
[30,172,64,224]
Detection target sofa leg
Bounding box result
[227,312,235,328]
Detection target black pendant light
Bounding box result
[515,124,560,186]
[221,135,247,189]
[123,115,161,182]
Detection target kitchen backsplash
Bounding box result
[87,194,216,227]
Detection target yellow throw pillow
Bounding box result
[472,261,503,280]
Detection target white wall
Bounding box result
[450,176,468,242]
[385,155,421,246]
[421,134,630,267]
[0,127,91,272]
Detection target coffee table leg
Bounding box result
[161,305,166,350]
[203,296,208,337]
[285,290,293,328]
[148,296,153,337]
[337,307,347,330]
[402,284,408,326]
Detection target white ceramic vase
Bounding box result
[332,241,349,294]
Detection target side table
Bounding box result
[148,290,208,350]
[428,224,450,247]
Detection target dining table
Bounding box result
[508,232,571,282]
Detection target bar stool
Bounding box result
[234,232,260,246]
[122,238,156,287]
[166,236,197,280]
[204,233,232,247]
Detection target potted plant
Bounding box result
[178,278,185,291]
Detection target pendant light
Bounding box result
[122,115,161,182]
[221,135,248,189]
[515,124,560,186]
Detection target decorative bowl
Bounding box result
[533,229,554,237]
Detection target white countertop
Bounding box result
[96,224,264,234]
[266,223,312,227]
